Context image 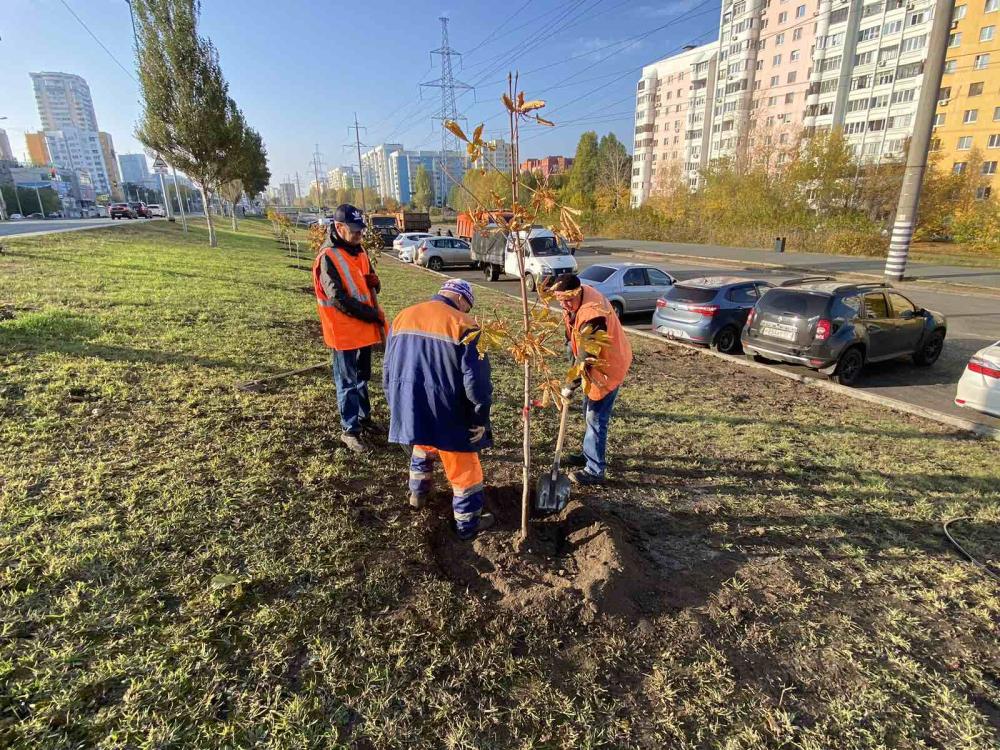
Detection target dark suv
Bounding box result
[129,202,151,218]
[742,279,947,386]
[110,202,137,219]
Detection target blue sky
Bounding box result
[1,0,720,186]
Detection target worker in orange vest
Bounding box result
[549,273,633,485]
[312,204,387,453]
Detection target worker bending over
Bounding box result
[383,279,495,540]
[312,203,386,453]
[549,273,633,485]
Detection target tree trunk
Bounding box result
[200,186,217,247]
[231,202,238,232]
[513,234,532,541]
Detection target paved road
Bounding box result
[0,218,147,238]
[397,248,1000,430]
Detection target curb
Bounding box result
[588,245,1000,299]
[386,252,1000,441]
[1,219,155,240]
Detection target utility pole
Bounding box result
[884,0,953,282]
[294,172,302,206]
[171,165,188,233]
[347,114,368,213]
[309,144,326,210]
[421,16,473,206]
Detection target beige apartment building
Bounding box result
[631,41,719,205]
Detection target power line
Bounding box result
[57,0,138,83]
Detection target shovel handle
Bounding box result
[551,398,572,472]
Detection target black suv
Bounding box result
[742,279,947,386]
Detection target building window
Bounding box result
[958,136,974,149]
[797,4,806,17]
[988,0,999,12]
[974,54,991,70]
[983,161,998,174]
[778,11,788,22]
[976,186,993,200]
[964,109,979,123]
[844,121,867,134]
[891,88,916,104]
[793,27,802,40]
[994,107,1000,120]
[785,92,795,103]
[770,75,780,86]
[884,19,902,35]
[933,113,946,126]
[988,133,1000,147]
[944,59,958,73]
[776,32,785,45]
[856,50,874,65]
[773,54,782,65]
[954,162,968,174]
[901,35,927,52]
[909,11,926,25]
[954,4,968,20]
[970,81,985,96]
[949,32,963,47]
[889,114,912,129]
[859,26,880,42]
[768,95,778,106]
[982,26,996,41]
[787,71,797,83]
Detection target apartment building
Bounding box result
[931,0,1000,197]
[631,41,718,205]
[360,143,404,201]
[386,149,466,206]
[0,129,12,161]
[471,138,514,175]
[805,0,938,163]
[328,166,361,190]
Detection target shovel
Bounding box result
[535,396,573,515]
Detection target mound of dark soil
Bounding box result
[428,487,666,623]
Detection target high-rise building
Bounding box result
[632,41,719,205]
[931,0,1000,197]
[279,182,296,205]
[0,129,12,161]
[472,138,514,175]
[360,143,404,200]
[328,166,361,190]
[99,133,123,200]
[119,153,150,184]
[31,72,99,131]
[386,149,466,206]
[29,71,111,197]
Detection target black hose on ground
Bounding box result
[942,516,1000,582]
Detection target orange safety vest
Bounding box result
[312,244,384,351]
[566,285,633,400]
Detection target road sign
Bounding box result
[152,156,169,174]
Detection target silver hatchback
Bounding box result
[578,263,676,317]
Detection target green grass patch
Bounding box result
[1,220,998,748]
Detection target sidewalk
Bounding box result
[586,238,1000,294]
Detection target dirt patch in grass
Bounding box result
[428,487,744,624]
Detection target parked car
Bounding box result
[653,276,773,353]
[147,203,167,217]
[110,203,137,219]
[8,213,23,220]
[955,340,1000,418]
[27,212,44,219]
[393,232,435,262]
[474,227,577,290]
[128,202,151,218]
[415,236,473,271]
[46,211,62,219]
[742,279,947,386]
[579,263,675,317]
[94,205,110,218]
[370,215,400,245]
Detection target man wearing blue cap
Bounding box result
[312,204,387,453]
[383,279,496,539]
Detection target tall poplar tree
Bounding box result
[412,165,434,210]
[133,0,243,247]
[564,131,599,208]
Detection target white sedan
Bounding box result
[393,232,435,262]
[147,203,167,218]
[955,340,1000,418]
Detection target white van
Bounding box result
[475,227,578,291]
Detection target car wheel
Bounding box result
[711,326,741,355]
[525,273,537,292]
[611,301,624,319]
[913,330,945,366]
[427,257,444,272]
[831,346,864,386]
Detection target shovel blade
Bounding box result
[535,472,571,515]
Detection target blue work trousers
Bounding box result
[582,387,619,478]
[331,346,372,434]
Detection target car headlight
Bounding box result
[540,264,553,274]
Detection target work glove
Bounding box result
[560,379,581,399]
[469,425,486,444]
[365,273,381,292]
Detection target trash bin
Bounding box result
[774,236,786,253]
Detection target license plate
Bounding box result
[762,326,796,341]
[660,327,687,339]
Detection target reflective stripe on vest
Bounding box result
[327,247,370,304]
